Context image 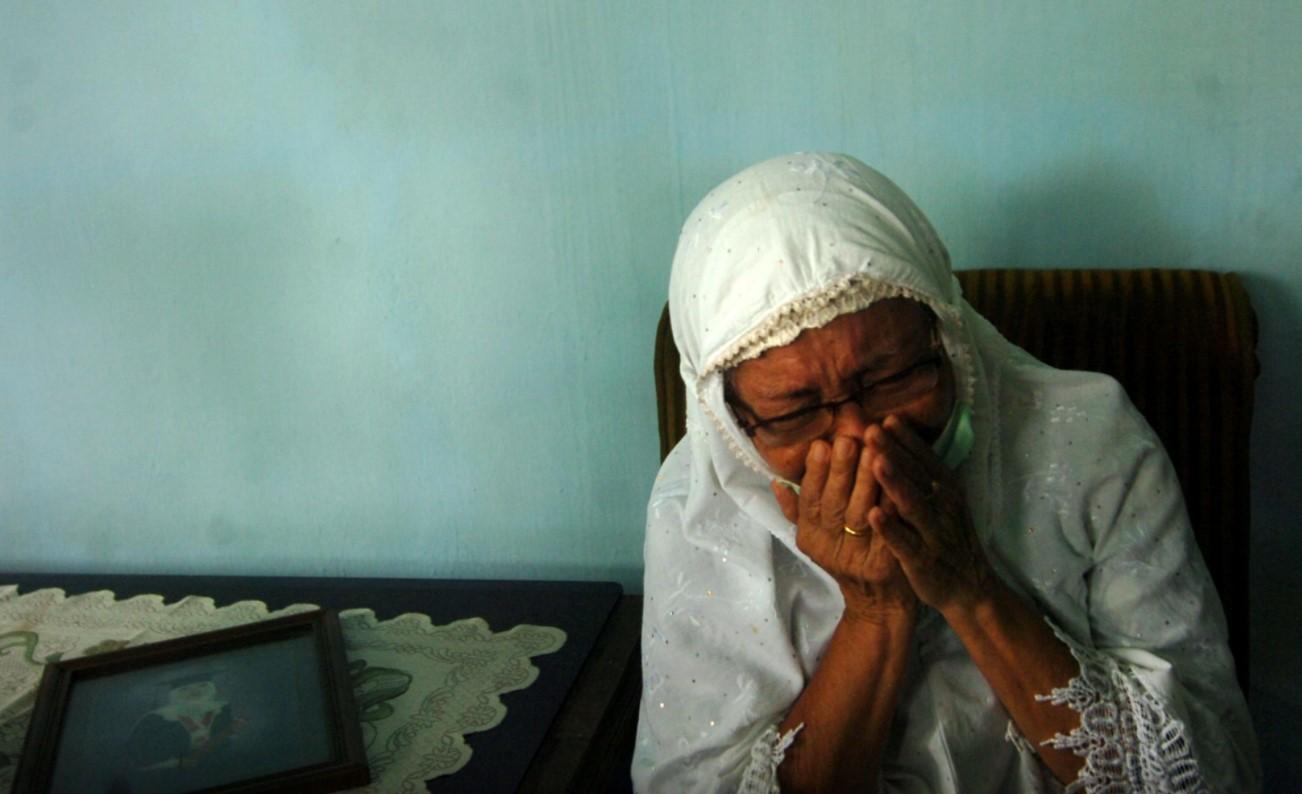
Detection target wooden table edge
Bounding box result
[517,594,642,793]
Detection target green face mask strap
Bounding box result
[931,401,974,470]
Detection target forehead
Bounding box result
[729,298,933,393]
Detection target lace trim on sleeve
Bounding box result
[1036,621,1208,793]
[737,723,803,794]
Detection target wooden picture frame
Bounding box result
[12,609,369,793]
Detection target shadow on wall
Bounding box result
[968,160,1189,270]
[1238,269,1302,792]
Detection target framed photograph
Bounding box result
[12,609,369,794]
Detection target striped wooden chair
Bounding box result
[654,269,1259,690]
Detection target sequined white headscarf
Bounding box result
[636,153,1257,792]
[640,153,1006,786]
[668,153,998,547]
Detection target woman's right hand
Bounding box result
[772,432,918,622]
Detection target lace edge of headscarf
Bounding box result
[1030,617,1209,794]
[737,722,803,794]
[691,273,979,477]
[702,273,959,378]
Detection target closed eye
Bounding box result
[752,403,825,429]
[860,354,941,390]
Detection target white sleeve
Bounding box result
[1035,437,1260,793]
[632,463,810,793]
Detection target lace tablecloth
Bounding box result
[0,585,566,793]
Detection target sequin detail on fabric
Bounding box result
[1036,620,1208,793]
[738,723,803,794]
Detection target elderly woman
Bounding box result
[634,154,1258,792]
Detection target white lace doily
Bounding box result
[0,585,566,793]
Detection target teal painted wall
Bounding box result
[3,1,1299,782]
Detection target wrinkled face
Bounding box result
[726,298,956,483]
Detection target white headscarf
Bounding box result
[666,153,1003,576]
[635,153,1257,792]
[671,153,977,468]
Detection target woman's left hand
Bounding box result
[865,414,995,615]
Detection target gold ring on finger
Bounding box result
[843,524,867,536]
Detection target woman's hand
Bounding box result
[772,433,917,622]
[865,415,995,615]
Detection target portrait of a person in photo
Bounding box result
[125,670,244,771]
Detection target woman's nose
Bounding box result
[829,400,870,441]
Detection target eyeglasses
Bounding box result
[730,342,947,448]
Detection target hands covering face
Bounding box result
[772,416,993,620]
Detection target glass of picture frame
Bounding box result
[12,608,369,794]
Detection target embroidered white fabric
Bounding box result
[706,275,946,378]
[1036,622,1209,794]
[737,724,803,794]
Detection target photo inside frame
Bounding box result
[47,631,333,794]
